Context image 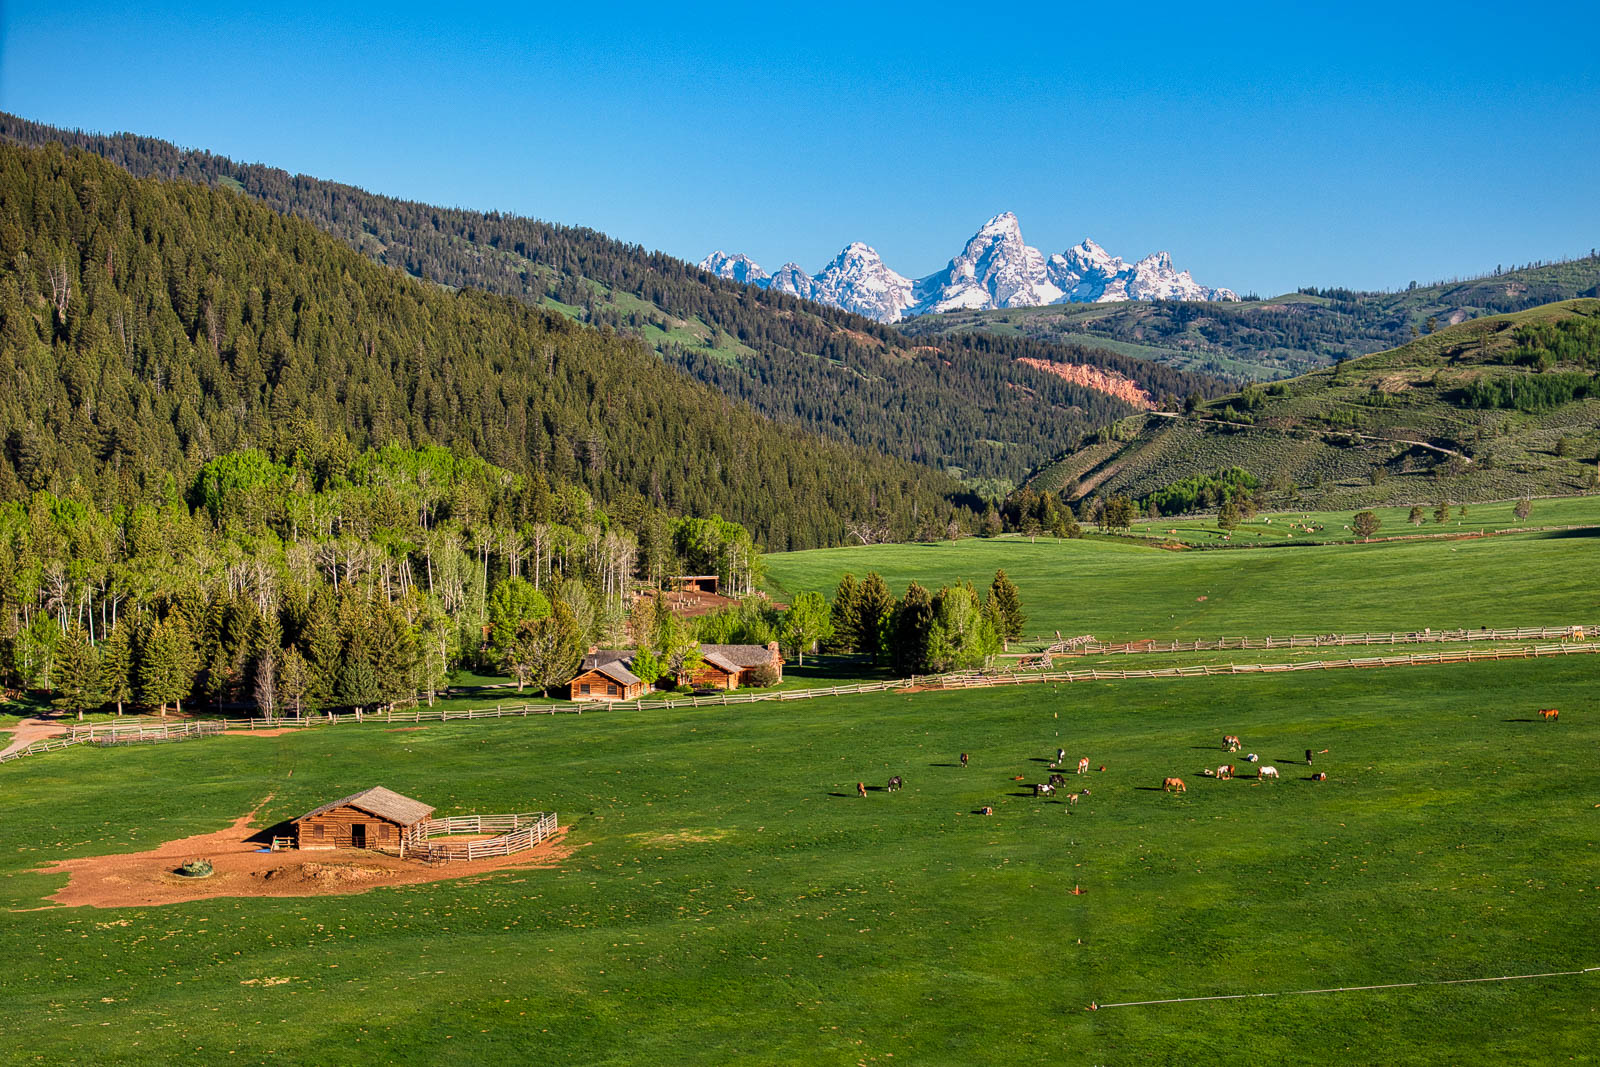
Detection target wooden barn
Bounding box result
[569,650,647,702]
[293,786,435,851]
[680,641,784,691]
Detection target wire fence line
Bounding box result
[1095,964,1600,1010]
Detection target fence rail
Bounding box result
[6,625,1596,768]
[394,811,559,864]
[1068,624,1594,656]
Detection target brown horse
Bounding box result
[1223,735,1242,752]
[857,781,867,798]
[1162,777,1187,793]
[1216,764,1235,780]
[1077,757,1091,775]
[960,752,970,768]
[1540,708,1560,722]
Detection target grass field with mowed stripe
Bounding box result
[3,651,1596,1064]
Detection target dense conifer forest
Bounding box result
[0,141,996,711]
[0,112,1224,485]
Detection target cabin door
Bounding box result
[351,823,367,849]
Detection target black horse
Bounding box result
[887,775,904,792]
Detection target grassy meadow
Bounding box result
[3,656,1597,1065]
[763,524,1600,644]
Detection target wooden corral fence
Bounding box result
[916,642,1600,690]
[0,719,224,763]
[389,812,559,864]
[1068,624,1595,656]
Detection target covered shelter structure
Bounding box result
[670,575,720,595]
[292,786,434,852]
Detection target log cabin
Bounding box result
[680,642,784,690]
[293,786,435,851]
[569,650,648,702]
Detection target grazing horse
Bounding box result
[887,775,904,792]
[1034,782,1055,798]
[1244,753,1259,763]
[1223,735,1242,752]
[1162,777,1187,793]
[857,781,868,798]
[1077,757,1091,775]
[960,752,970,768]
[1216,764,1234,780]
[1067,792,1081,806]
[1057,748,1067,765]
[1259,766,1279,780]
[981,806,993,816]
[1312,772,1328,781]
[1048,773,1066,788]
[1540,708,1560,722]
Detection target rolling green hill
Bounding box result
[901,259,1600,381]
[0,141,975,549]
[1024,299,1600,510]
[0,112,1225,489]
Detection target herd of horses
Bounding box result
[852,710,1564,808]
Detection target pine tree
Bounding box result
[97,624,134,715]
[888,582,935,677]
[855,573,894,667]
[828,574,860,653]
[987,570,1026,648]
[139,615,200,715]
[52,624,101,719]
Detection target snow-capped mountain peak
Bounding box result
[698,250,769,287]
[699,215,1237,323]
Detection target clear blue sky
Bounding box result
[3,2,1596,296]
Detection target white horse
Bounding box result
[1259,765,1279,780]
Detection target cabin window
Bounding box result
[315,824,325,839]
[580,683,591,695]
[607,684,618,696]
[379,824,390,840]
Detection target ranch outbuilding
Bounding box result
[569,649,648,702]
[292,786,435,851]
[680,642,784,690]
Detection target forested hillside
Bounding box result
[0,141,975,550]
[904,258,1600,381]
[0,112,1224,486]
[1026,300,1600,512]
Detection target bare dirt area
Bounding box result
[29,804,578,909]
[1,718,69,757]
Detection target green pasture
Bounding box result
[2,656,1597,1064]
[764,525,1600,644]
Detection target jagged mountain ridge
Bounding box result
[701,212,1237,323]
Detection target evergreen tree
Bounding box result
[987,570,1026,648]
[888,582,935,677]
[827,574,860,653]
[855,573,894,667]
[52,624,100,719]
[139,615,200,715]
[97,624,134,716]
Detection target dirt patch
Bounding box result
[1,717,71,758]
[1015,357,1156,409]
[385,726,430,733]
[28,803,579,909]
[627,829,729,847]
[226,727,304,737]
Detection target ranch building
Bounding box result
[671,574,720,595]
[569,649,648,702]
[293,786,434,851]
[680,641,784,690]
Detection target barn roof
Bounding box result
[294,786,435,826]
[701,644,777,668]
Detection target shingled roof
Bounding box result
[592,660,642,687]
[701,644,779,669]
[294,786,435,826]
